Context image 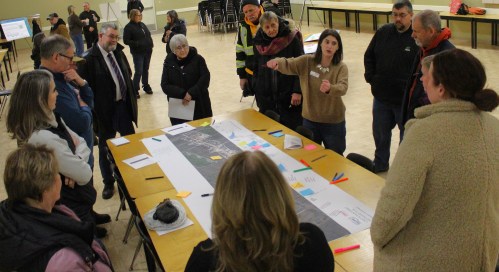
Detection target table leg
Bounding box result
[346,12,350,28]
[472,20,477,49]
[373,14,377,30]
[329,10,333,29]
[307,8,310,26]
[492,22,498,46]
[355,12,360,33]
[3,59,9,81]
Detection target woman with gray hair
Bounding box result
[161,34,212,125]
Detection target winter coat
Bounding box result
[123,21,154,55]
[162,19,187,54]
[49,18,70,40]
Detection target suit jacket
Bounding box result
[79,43,138,132]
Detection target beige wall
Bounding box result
[2,0,499,49]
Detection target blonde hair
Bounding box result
[4,144,59,203]
[6,70,54,144]
[129,8,141,20]
[211,151,303,272]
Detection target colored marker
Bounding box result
[332,172,338,180]
[252,129,267,132]
[268,129,283,135]
[333,244,360,254]
[152,137,161,142]
[293,167,312,173]
[330,177,349,184]
[311,154,327,162]
[299,159,311,167]
[130,157,148,164]
[145,176,164,180]
[212,119,215,125]
[334,172,344,181]
[201,193,214,197]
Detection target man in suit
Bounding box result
[79,22,138,199]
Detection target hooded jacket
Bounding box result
[123,20,154,54]
[162,19,187,54]
[49,18,70,40]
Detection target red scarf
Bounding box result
[255,30,302,56]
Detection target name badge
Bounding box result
[310,71,320,78]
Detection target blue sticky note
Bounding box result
[247,140,258,147]
[278,163,286,172]
[262,143,271,147]
[229,132,235,139]
[272,132,284,137]
[300,188,314,196]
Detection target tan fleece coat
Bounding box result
[275,55,348,124]
[371,100,499,271]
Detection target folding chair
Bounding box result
[130,216,165,271]
[0,89,12,120]
[346,153,375,172]
[265,109,280,122]
[295,125,314,140]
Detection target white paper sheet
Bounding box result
[123,154,155,169]
[304,32,322,42]
[168,98,195,121]
[110,136,130,146]
[304,43,318,54]
[284,134,303,149]
[161,123,196,136]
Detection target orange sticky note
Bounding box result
[210,155,222,160]
[176,191,191,198]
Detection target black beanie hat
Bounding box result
[241,0,260,8]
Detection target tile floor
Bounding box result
[0,22,498,271]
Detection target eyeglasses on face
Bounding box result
[175,44,188,51]
[104,34,120,41]
[58,53,74,62]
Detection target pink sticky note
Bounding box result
[304,144,317,150]
[251,145,262,150]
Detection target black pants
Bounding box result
[98,101,135,186]
[84,29,98,49]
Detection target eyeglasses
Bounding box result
[391,12,409,18]
[104,34,120,41]
[136,14,143,17]
[175,44,188,51]
[58,53,74,62]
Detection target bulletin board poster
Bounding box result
[0,17,32,41]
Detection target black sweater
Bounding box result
[364,23,418,106]
[123,21,154,54]
[185,223,335,272]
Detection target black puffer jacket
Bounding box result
[162,19,187,54]
[123,21,154,54]
[161,47,213,120]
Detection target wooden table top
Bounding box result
[114,109,385,271]
[107,109,324,198]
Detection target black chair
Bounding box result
[208,0,226,33]
[0,89,12,120]
[198,0,210,31]
[346,153,375,172]
[295,125,314,140]
[224,0,238,30]
[280,0,293,18]
[130,217,165,271]
[264,109,280,123]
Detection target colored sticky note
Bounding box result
[176,191,192,198]
[300,188,314,196]
[210,156,222,160]
[262,143,271,147]
[238,141,248,146]
[304,144,317,150]
[291,182,304,189]
[229,132,235,139]
[200,122,210,127]
[251,145,262,150]
[272,132,284,137]
[247,140,258,147]
[278,163,286,172]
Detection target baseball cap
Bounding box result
[46,13,59,20]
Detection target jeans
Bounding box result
[71,34,84,56]
[372,98,404,171]
[303,118,346,156]
[132,49,152,93]
[98,101,135,186]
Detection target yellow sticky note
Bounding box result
[200,122,210,127]
[210,155,222,160]
[176,191,192,198]
[291,182,304,189]
[238,141,248,147]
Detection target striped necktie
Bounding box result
[107,52,127,101]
